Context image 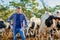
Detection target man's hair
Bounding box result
[17,7,21,9]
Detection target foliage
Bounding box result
[9,0,39,19]
[0,0,60,21]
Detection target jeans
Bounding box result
[13,28,25,40]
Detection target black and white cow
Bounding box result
[39,11,54,33]
[28,16,41,37]
[39,11,60,40]
[0,20,6,32]
[29,16,41,30]
[40,11,60,39]
[53,10,60,30]
[52,10,60,39]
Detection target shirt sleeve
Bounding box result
[23,14,28,26]
[7,14,14,23]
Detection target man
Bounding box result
[8,7,27,40]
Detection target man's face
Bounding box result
[17,8,21,13]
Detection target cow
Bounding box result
[53,10,60,30]
[39,11,60,40]
[28,16,41,38]
[0,19,6,40]
[2,22,13,40]
[52,10,60,40]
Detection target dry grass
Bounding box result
[1,28,60,40]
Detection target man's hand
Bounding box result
[25,25,28,28]
[10,21,13,25]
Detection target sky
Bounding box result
[37,0,60,8]
[0,0,60,9]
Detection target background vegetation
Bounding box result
[0,0,60,21]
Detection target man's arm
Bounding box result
[7,14,14,23]
[23,14,28,27]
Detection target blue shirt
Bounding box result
[16,14,21,28]
[8,13,27,29]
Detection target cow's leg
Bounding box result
[26,27,30,36]
[49,29,53,40]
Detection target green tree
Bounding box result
[9,0,39,19]
[0,4,14,21]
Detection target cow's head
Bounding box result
[53,10,60,17]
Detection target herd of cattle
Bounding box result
[0,10,60,40]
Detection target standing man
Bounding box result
[8,7,27,40]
